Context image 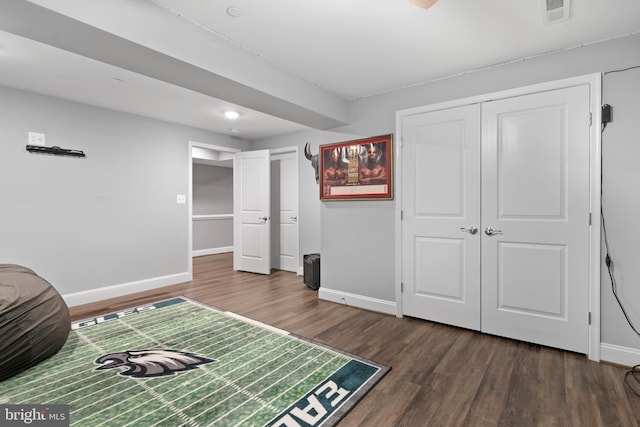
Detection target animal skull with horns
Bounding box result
[304,142,319,183]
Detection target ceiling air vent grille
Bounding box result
[541,0,570,24]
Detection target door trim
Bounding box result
[395,73,602,361]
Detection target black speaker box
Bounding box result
[303,253,320,290]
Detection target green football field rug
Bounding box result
[0,297,389,426]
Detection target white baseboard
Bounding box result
[318,288,396,316]
[63,272,191,308]
[600,342,640,367]
[192,246,233,257]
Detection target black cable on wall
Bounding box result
[601,65,640,397]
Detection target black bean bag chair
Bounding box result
[0,264,70,381]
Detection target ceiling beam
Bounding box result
[0,0,348,130]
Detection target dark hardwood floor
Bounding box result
[70,253,640,426]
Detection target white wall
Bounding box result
[0,86,249,305]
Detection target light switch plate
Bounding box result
[176,194,186,204]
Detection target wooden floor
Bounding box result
[70,253,640,426]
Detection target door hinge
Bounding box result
[589,112,592,126]
[400,282,404,293]
[588,312,592,325]
[588,212,592,226]
[401,210,404,221]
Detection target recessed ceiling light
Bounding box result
[226,6,243,18]
[224,111,240,120]
[409,0,438,9]
[109,77,123,83]
[229,128,240,134]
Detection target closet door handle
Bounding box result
[460,226,478,235]
[484,227,502,236]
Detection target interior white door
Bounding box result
[401,104,482,330]
[233,149,271,275]
[481,85,591,353]
[271,151,299,272]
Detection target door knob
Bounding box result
[290,216,298,222]
[484,227,502,236]
[460,226,478,235]
[259,216,269,223]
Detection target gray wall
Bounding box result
[192,220,233,251]
[3,32,639,357]
[192,164,233,215]
[192,164,234,251]
[600,66,640,350]
[341,34,640,137]
[257,34,640,355]
[0,85,248,300]
[325,33,640,353]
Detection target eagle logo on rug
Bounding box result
[94,349,214,378]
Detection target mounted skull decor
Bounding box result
[304,142,319,183]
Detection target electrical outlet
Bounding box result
[28,132,46,146]
[176,194,186,204]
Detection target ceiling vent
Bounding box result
[541,0,570,24]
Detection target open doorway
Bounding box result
[188,141,240,280]
[188,142,299,278]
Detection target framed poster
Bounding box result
[320,134,393,201]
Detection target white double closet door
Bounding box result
[401,85,591,353]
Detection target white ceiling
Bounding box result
[1,0,639,141]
